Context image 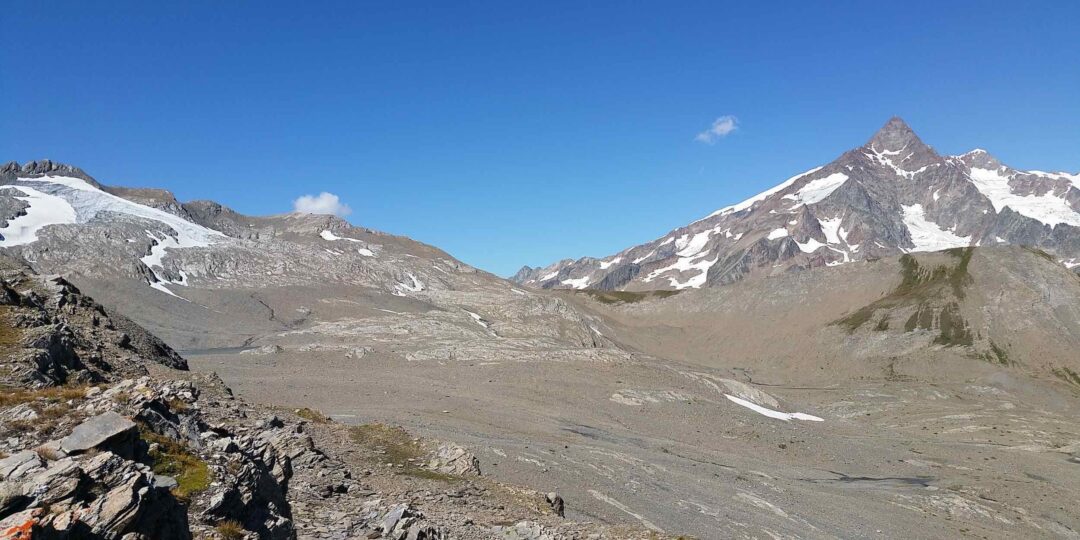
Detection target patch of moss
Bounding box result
[932,302,973,346]
[578,289,680,304]
[295,407,331,424]
[1052,367,1080,387]
[348,423,456,482]
[983,340,1010,365]
[836,248,975,332]
[1022,246,1056,262]
[141,428,212,502]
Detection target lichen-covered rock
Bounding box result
[0,450,190,539]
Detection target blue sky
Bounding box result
[3,2,1078,276]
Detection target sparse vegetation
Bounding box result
[166,398,190,413]
[836,248,976,348]
[0,384,89,408]
[215,520,246,540]
[0,306,23,357]
[295,407,331,424]
[141,428,212,502]
[982,340,1010,365]
[1022,246,1056,262]
[1052,367,1080,387]
[348,423,455,481]
[577,289,680,304]
[931,303,973,346]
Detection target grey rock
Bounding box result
[58,411,137,457]
[0,449,43,480]
[545,492,564,517]
[382,503,411,534]
[154,474,179,490]
[425,442,480,476]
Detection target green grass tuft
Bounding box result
[141,428,212,502]
[348,423,456,481]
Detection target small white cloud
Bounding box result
[293,192,352,217]
[695,115,739,144]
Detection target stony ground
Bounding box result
[187,248,1080,539]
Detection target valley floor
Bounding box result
[189,345,1080,539]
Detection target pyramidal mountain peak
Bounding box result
[514,117,1080,290]
[865,116,925,153]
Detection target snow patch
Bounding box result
[766,228,789,240]
[560,276,591,289]
[0,186,78,246]
[782,172,849,206]
[795,237,826,253]
[702,166,824,219]
[724,394,823,422]
[598,256,623,270]
[969,168,1080,227]
[901,204,971,252]
[464,310,490,329]
[393,273,425,295]
[644,253,719,289]
[676,230,713,257]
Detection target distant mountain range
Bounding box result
[512,117,1080,290]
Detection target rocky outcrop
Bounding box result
[0,260,186,387]
[0,160,96,185]
[425,442,480,477]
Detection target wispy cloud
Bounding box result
[695,115,739,144]
[293,192,352,217]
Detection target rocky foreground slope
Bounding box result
[514,117,1080,290]
[0,259,666,539]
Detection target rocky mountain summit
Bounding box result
[513,117,1080,290]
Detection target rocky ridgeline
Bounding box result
[0,262,667,539]
[0,256,185,387]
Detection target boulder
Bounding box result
[58,411,137,457]
[545,492,564,517]
[425,442,480,476]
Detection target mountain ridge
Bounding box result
[513,117,1080,290]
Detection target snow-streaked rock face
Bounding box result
[0,160,481,301]
[514,117,1080,290]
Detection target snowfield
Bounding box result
[969,168,1080,228]
[1,175,222,296]
[0,185,78,246]
[902,204,972,252]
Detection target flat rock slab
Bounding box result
[0,449,43,480]
[59,411,137,455]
